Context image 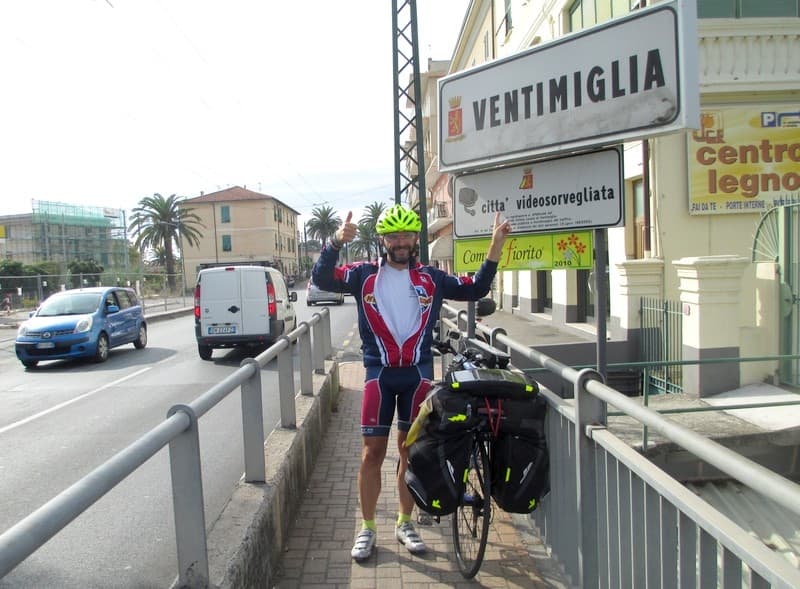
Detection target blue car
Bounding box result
[15,286,147,369]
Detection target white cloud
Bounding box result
[0,0,468,224]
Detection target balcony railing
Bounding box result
[698,19,800,91]
[429,202,449,220]
[427,201,452,234]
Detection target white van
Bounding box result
[194,265,297,360]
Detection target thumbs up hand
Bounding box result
[334,211,358,245]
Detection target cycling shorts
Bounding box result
[361,363,433,437]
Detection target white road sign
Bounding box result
[452,148,623,238]
[439,0,698,172]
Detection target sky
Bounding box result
[0,0,469,225]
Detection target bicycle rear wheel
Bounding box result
[452,437,491,578]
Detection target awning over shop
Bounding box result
[428,234,454,260]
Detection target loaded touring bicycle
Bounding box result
[404,299,550,578]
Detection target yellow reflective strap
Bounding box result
[504,467,511,482]
[447,413,467,422]
[432,499,441,509]
[405,397,433,447]
[451,382,460,389]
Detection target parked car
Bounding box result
[306,279,344,306]
[194,265,297,360]
[15,286,147,369]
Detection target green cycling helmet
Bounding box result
[376,204,422,235]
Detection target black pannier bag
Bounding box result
[404,386,477,515]
[405,429,472,515]
[498,395,547,436]
[491,396,550,513]
[423,385,480,434]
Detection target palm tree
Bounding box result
[146,245,175,268]
[359,201,387,261]
[349,223,375,261]
[306,205,341,245]
[128,193,205,291]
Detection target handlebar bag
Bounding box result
[405,429,472,516]
[491,431,550,514]
[446,368,538,400]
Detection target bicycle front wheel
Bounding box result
[452,437,491,578]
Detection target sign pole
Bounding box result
[594,228,608,381]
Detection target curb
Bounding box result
[189,361,340,589]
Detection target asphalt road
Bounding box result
[0,289,360,588]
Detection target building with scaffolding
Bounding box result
[0,200,129,270]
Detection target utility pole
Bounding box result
[303,222,308,277]
[392,0,428,263]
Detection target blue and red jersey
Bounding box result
[312,245,498,368]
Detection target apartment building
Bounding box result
[179,186,301,288]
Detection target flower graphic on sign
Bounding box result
[447,96,464,142]
[556,234,588,267]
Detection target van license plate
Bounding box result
[209,326,236,335]
[36,342,56,349]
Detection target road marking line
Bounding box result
[0,367,153,436]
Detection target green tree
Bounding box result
[358,201,387,261]
[305,205,341,245]
[0,260,26,296]
[68,259,104,288]
[0,260,25,277]
[142,244,181,270]
[350,222,375,261]
[127,244,143,270]
[28,261,60,276]
[128,193,204,291]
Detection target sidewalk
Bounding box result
[444,301,597,348]
[272,360,569,588]
[0,308,27,329]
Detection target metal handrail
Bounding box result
[4,300,799,586]
[444,302,800,516]
[522,352,800,444]
[0,308,333,586]
[441,302,800,587]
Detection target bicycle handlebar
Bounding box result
[433,329,511,370]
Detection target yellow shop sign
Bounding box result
[453,231,594,273]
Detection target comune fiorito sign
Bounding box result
[452,147,623,238]
[439,0,698,172]
[453,231,594,273]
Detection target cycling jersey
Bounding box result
[312,244,499,368]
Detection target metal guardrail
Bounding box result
[440,303,800,588]
[0,308,333,587]
[522,352,800,450]
[4,299,800,587]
